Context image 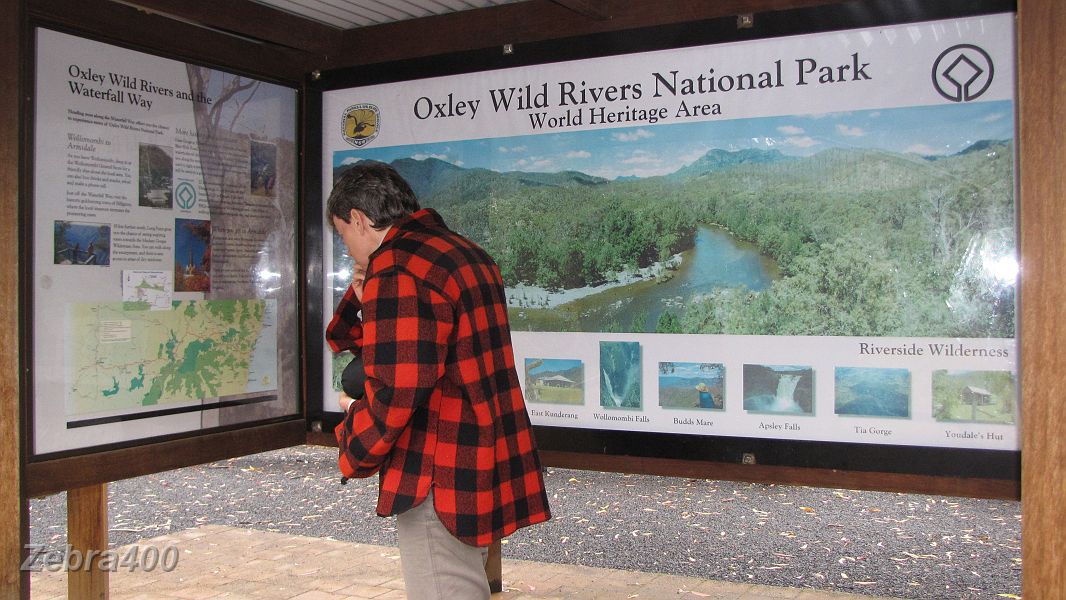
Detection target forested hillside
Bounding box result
[336,140,1014,338]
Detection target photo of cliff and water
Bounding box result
[743,364,814,415]
[600,341,642,409]
[331,101,1015,339]
[834,367,912,418]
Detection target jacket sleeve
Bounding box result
[325,283,363,354]
[334,268,453,479]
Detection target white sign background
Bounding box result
[320,13,1018,451]
[33,29,299,455]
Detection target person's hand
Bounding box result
[338,392,356,412]
[351,264,367,302]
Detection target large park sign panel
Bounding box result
[319,12,1017,453]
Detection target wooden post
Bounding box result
[1019,0,1066,596]
[1,0,25,597]
[485,540,502,593]
[67,484,109,600]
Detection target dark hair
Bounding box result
[326,161,420,229]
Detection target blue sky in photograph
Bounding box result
[662,362,725,380]
[335,101,1013,180]
[527,358,582,376]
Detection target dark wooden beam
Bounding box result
[25,420,306,498]
[540,451,1020,500]
[307,434,1018,500]
[28,0,318,81]
[336,0,839,67]
[549,0,613,21]
[109,0,342,56]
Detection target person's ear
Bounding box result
[348,208,362,228]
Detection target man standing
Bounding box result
[325,162,551,599]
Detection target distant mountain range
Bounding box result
[923,138,1011,160]
[335,139,1011,201]
[337,157,610,205]
[667,148,791,180]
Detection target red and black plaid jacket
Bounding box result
[329,208,551,546]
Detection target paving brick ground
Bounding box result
[30,525,902,600]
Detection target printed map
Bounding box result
[122,270,173,311]
[68,299,277,416]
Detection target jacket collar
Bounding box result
[380,208,445,246]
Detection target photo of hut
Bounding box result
[933,370,1016,423]
[523,358,583,405]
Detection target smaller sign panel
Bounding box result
[31,29,300,456]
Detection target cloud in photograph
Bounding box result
[622,150,661,166]
[786,136,820,148]
[836,124,865,137]
[413,152,462,166]
[777,125,805,135]
[566,150,592,159]
[498,145,528,153]
[803,111,854,120]
[612,129,654,142]
[514,156,557,171]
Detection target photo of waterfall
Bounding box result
[599,341,641,409]
[743,364,814,414]
[835,367,911,418]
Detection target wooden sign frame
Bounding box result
[306,0,1021,500]
[18,15,308,498]
[6,0,1066,596]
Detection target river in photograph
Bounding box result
[511,224,781,332]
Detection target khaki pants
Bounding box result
[396,491,490,600]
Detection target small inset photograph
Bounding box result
[600,341,641,409]
[174,218,211,292]
[250,140,277,197]
[138,143,173,208]
[834,367,911,418]
[743,364,814,415]
[53,220,111,266]
[658,361,725,410]
[524,358,584,405]
[933,370,1017,424]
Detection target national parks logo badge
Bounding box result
[342,104,379,147]
[931,44,994,103]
